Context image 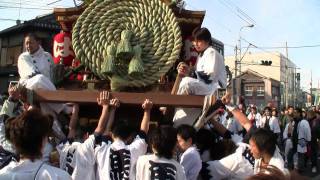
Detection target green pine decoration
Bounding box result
[102,44,117,75]
[116,30,133,60]
[128,45,144,76]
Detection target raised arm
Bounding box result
[140,99,153,134]
[221,91,252,132]
[67,103,79,139]
[207,109,229,136]
[0,85,20,117]
[104,98,120,136]
[94,91,110,134]
[228,108,252,132]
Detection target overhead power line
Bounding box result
[254,44,320,49]
[240,37,284,60]
[217,0,253,25]
[0,1,51,7]
[0,18,25,21]
[225,0,256,25]
[47,0,63,5]
[0,5,52,10]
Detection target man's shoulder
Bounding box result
[300,119,310,126]
[206,47,223,57]
[18,52,30,60]
[184,146,200,157]
[41,164,71,178]
[43,51,53,59]
[138,154,154,162]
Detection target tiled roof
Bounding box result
[0,13,60,36]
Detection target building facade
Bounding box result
[0,13,60,93]
[225,52,299,108]
[232,69,280,109]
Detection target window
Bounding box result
[257,86,265,96]
[6,46,22,65]
[1,48,7,66]
[245,86,253,96]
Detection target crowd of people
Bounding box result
[0,29,318,180]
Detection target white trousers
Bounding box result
[22,74,65,115]
[173,77,219,127]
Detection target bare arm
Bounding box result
[67,104,79,139]
[171,62,189,94]
[94,91,110,134]
[231,109,252,132]
[221,91,252,132]
[140,99,153,134]
[207,111,228,136]
[104,98,120,136]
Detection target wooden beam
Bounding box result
[33,90,204,108]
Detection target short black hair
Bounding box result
[251,106,257,110]
[192,27,213,45]
[150,126,177,159]
[294,107,303,114]
[250,128,276,157]
[177,124,196,144]
[5,108,52,161]
[196,128,216,153]
[263,106,272,112]
[306,110,316,120]
[111,119,135,140]
[25,33,40,42]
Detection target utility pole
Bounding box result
[233,24,253,104]
[293,67,296,107]
[285,42,289,108]
[238,24,254,75]
[233,45,238,104]
[238,37,242,75]
[311,70,313,106]
[234,45,238,77]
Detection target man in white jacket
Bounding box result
[287,108,311,173]
[17,33,70,139]
[173,27,227,126]
[18,33,55,92]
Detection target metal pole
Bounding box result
[234,45,238,77]
[293,67,296,107]
[238,24,254,75]
[238,37,241,75]
[285,42,288,107]
[233,45,238,104]
[311,70,313,106]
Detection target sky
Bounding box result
[1,0,320,91]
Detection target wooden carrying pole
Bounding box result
[32,90,204,108]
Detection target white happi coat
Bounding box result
[56,135,96,180]
[136,154,186,180]
[0,159,71,180]
[201,143,254,180]
[18,46,53,88]
[95,132,148,180]
[254,146,288,175]
[178,46,227,95]
[17,47,65,116]
[297,119,311,153]
[173,47,227,126]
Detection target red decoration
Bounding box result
[69,59,83,81]
[183,36,198,66]
[53,31,75,66]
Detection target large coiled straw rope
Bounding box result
[72,0,182,91]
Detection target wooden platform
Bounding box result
[33,90,205,108]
